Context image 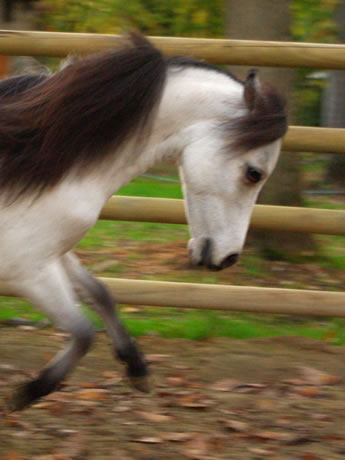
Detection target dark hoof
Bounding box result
[126,354,150,393]
[129,375,150,393]
[6,373,59,412]
[5,384,33,412]
[117,340,149,392]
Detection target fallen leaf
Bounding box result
[221,419,249,432]
[175,392,213,409]
[252,430,314,445]
[0,364,21,373]
[44,392,73,402]
[34,400,67,415]
[102,371,120,379]
[282,433,315,445]
[183,433,211,459]
[134,437,162,444]
[162,432,193,442]
[311,413,332,421]
[299,366,342,385]
[166,376,186,386]
[208,379,239,391]
[135,410,172,422]
[113,405,131,413]
[233,383,267,393]
[293,386,323,397]
[301,454,318,460]
[79,381,98,389]
[252,430,293,442]
[146,354,171,363]
[77,389,109,400]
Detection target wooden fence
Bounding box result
[0,30,344,315]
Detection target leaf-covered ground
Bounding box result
[1,328,344,459]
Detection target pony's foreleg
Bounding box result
[6,261,94,411]
[62,253,148,392]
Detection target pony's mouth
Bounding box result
[197,238,239,271]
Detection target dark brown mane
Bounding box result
[166,58,287,151]
[0,33,166,200]
[226,84,288,151]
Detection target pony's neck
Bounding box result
[100,67,244,200]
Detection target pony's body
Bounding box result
[0,35,287,410]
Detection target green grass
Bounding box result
[116,175,182,199]
[239,255,268,277]
[89,309,345,344]
[78,220,189,249]
[1,301,344,345]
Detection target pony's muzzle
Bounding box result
[220,252,239,269]
[196,238,239,271]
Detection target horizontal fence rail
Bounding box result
[0,278,344,317]
[101,196,345,236]
[1,30,345,69]
[285,127,345,155]
[1,31,345,155]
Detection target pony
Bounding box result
[0,33,287,410]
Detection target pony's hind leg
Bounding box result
[6,260,94,411]
[62,253,148,392]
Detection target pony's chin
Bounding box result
[187,238,240,271]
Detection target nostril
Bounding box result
[199,238,212,266]
[220,253,239,269]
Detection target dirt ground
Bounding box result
[0,328,344,460]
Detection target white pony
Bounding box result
[0,34,287,410]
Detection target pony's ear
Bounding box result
[244,69,260,111]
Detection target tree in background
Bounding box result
[292,0,344,186]
[226,0,315,257]
[323,0,345,185]
[37,0,224,37]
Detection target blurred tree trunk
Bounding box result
[226,0,315,257]
[324,0,345,185]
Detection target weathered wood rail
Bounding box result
[0,279,344,317]
[101,196,345,236]
[0,30,345,69]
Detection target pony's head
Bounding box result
[178,69,287,270]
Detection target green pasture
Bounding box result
[0,170,344,344]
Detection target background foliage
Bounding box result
[37,0,225,37]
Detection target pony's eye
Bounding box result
[245,166,262,184]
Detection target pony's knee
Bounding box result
[89,276,115,311]
[73,321,95,355]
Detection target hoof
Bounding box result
[126,355,150,393]
[5,384,32,412]
[129,375,150,393]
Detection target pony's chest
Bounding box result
[0,184,104,271]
